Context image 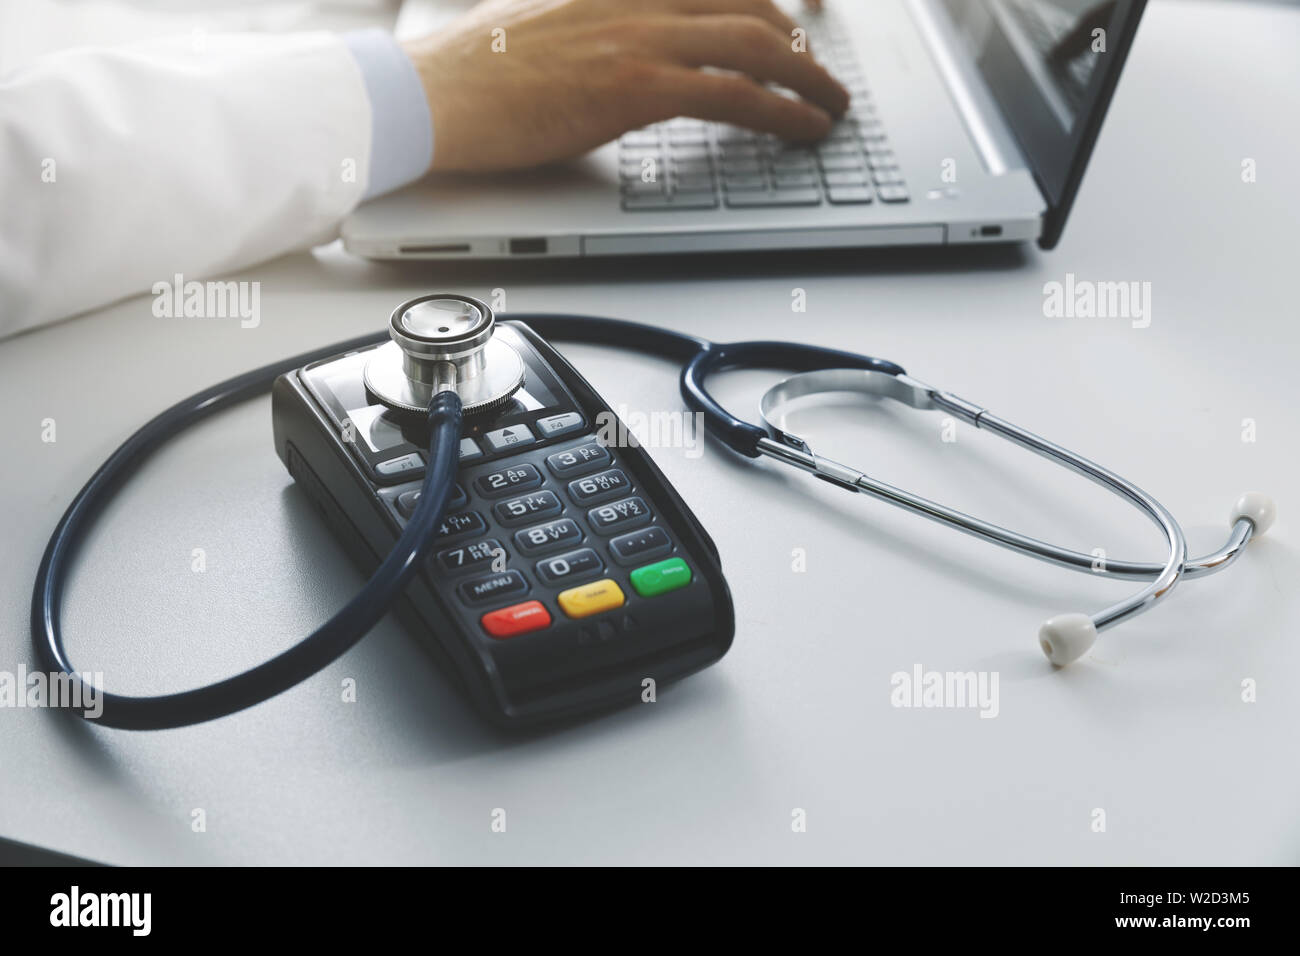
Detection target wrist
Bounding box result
[400,37,452,174]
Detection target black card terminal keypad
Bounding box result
[273,319,733,727]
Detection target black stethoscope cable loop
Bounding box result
[518,314,909,456]
[518,312,709,362]
[679,340,905,457]
[31,335,462,731]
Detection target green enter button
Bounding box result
[629,557,692,597]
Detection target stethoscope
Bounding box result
[32,299,1275,729]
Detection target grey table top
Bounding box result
[2,0,1297,865]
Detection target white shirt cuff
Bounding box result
[343,29,434,199]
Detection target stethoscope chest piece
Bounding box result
[364,293,525,415]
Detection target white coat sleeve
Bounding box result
[0,32,374,338]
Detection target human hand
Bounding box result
[401,0,848,173]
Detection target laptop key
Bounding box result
[668,130,708,146]
[621,130,661,147]
[725,188,821,207]
[623,192,719,210]
[872,169,905,185]
[769,150,815,165]
[716,127,757,145]
[723,175,767,191]
[819,155,867,172]
[816,141,863,156]
[674,174,716,192]
[622,180,668,196]
[669,145,711,163]
[771,160,816,176]
[720,141,760,155]
[823,170,869,186]
[670,191,719,208]
[621,155,660,171]
[671,159,713,176]
[621,194,674,210]
[774,172,817,188]
[876,185,910,203]
[827,185,874,204]
[619,145,665,159]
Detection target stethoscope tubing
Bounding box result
[31,331,462,729]
[30,312,1267,727]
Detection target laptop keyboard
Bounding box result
[618,15,908,212]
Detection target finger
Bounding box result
[665,0,802,41]
[647,14,849,116]
[649,66,835,141]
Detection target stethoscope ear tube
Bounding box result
[747,364,1275,664]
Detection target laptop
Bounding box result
[342,0,1146,259]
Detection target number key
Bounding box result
[437,511,487,541]
[513,518,583,556]
[535,548,604,585]
[545,442,610,477]
[567,469,631,505]
[492,490,562,526]
[435,538,506,575]
[588,496,652,534]
[473,464,542,499]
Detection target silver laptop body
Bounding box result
[342,0,1146,259]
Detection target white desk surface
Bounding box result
[2,0,1297,866]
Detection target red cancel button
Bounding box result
[481,600,552,639]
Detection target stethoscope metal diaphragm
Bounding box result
[363,293,525,415]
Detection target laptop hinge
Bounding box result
[904,0,1028,179]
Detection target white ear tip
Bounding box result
[1232,492,1275,536]
[1039,613,1097,667]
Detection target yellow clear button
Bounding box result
[557,578,626,619]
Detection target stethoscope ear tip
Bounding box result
[1039,613,1098,667]
[1034,492,1275,670]
[1232,492,1276,537]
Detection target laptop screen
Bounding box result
[938,0,1147,247]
